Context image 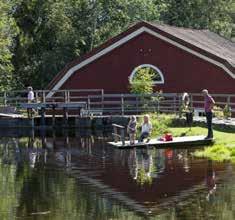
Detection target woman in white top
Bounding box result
[139,114,152,142]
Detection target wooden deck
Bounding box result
[108,135,214,149]
[20,102,87,109]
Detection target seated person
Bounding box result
[127,115,137,145]
[139,114,152,142]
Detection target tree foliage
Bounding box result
[12,0,164,89]
[161,0,233,38]
[0,0,17,91]
[0,0,233,90]
[130,68,155,94]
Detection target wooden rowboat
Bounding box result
[108,135,214,149]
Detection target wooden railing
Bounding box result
[0,89,234,116]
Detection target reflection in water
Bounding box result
[0,131,234,220]
[206,160,217,202]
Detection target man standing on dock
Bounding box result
[202,89,215,139]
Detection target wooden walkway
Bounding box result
[108,135,214,149]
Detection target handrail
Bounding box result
[0,89,234,115]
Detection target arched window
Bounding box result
[129,64,164,84]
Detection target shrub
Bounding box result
[213,106,224,119]
[223,104,232,119]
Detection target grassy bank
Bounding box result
[137,114,235,162]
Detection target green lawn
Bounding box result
[167,127,235,146]
[138,114,235,162]
[167,126,235,162]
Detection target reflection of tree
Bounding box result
[0,138,27,220]
[1,136,235,220]
[128,149,154,186]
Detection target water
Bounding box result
[0,131,235,220]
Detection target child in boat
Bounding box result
[127,115,137,145]
[139,114,152,143]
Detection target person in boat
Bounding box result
[202,89,215,139]
[138,114,152,143]
[127,115,137,145]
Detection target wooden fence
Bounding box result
[0,89,234,116]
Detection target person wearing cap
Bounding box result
[202,89,215,139]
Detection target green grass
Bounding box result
[138,114,235,163]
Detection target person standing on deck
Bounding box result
[127,115,137,145]
[27,86,35,103]
[202,89,215,139]
[182,92,193,127]
[27,86,35,118]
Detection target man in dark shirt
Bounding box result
[202,89,215,139]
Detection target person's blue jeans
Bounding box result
[206,112,213,138]
[139,132,150,142]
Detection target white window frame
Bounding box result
[129,64,165,84]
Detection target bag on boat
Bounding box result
[158,133,173,142]
[164,133,173,141]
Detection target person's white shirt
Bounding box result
[141,122,152,133]
[28,91,34,101]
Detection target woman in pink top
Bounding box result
[202,89,215,139]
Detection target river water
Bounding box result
[0,130,234,220]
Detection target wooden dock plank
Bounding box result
[108,135,214,149]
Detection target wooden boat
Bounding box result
[108,135,214,149]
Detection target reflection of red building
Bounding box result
[48,21,235,95]
[42,137,228,214]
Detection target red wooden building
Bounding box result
[47,21,235,96]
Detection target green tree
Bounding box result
[130,68,154,94]
[12,0,165,89]
[0,0,17,91]
[161,0,233,39]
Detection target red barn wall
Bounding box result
[61,33,235,94]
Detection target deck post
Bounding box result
[88,96,91,112]
[63,107,68,127]
[173,96,176,114]
[35,91,38,102]
[190,94,193,109]
[120,128,125,146]
[3,92,7,106]
[227,96,231,106]
[30,115,35,128]
[40,107,46,127]
[42,91,46,103]
[113,126,118,143]
[67,90,70,103]
[101,89,104,110]
[136,96,139,114]
[121,94,124,116]
[52,106,56,127]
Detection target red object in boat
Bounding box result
[164,133,173,141]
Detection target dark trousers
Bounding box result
[186,112,193,126]
[139,132,150,142]
[206,112,213,138]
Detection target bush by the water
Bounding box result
[195,145,235,162]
